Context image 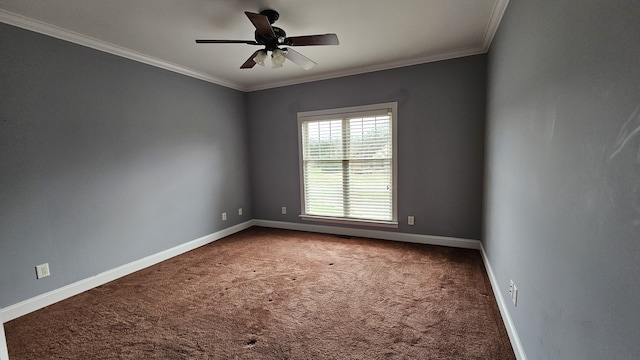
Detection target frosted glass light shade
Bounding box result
[271,49,286,68]
[253,50,267,66]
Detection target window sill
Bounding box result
[299,215,399,229]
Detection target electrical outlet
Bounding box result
[222,212,227,221]
[509,280,518,306]
[408,215,415,225]
[35,263,50,279]
[238,208,243,216]
[281,206,287,215]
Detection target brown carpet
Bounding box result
[5,227,515,359]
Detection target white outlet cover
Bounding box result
[512,284,518,306]
[408,215,415,225]
[281,207,287,215]
[238,208,243,216]
[222,212,227,221]
[36,263,50,279]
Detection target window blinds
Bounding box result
[300,109,393,222]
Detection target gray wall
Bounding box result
[0,23,251,307]
[484,1,640,359]
[247,56,487,239]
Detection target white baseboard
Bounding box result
[2,219,478,323]
[1,221,253,323]
[0,313,8,360]
[2,219,510,360]
[479,243,528,360]
[252,219,481,249]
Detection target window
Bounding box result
[298,102,397,227]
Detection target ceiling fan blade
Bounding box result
[284,34,339,46]
[240,50,262,69]
[282,48,317,70]
[245,11,276,39]
[196,40,259,45]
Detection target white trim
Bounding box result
[1,219,477,323]
[479,243,528,360]
[0,313,8,360]
[482,0,511,51]
[0,221,253,323]
[246,47,487,92]
[252,219,480,250]
[247,0,510,92]
[0,9,243,91]
[0,219,511,359]
[297,102,398,225]
[298,103,396,120]
[0,219,522,360]
[299,215,398,229]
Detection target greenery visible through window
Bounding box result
[298,103,397,226]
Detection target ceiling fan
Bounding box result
[196,9,339,70]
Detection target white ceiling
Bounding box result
[0,0,509,92]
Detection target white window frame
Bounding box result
[297,102,398,228]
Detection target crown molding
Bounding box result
[245,0,510,92]
[482,0,510,51]
[1,0,510,93]
[245,46,488,92]
[0,9,243,91]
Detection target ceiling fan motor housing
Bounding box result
[255,27,286,51]
[260,9,279,24]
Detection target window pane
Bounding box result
[347,160,392,221]
[304,160,343,217]
[303,120,343,160]
[348,116,391,160]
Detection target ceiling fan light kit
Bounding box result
[253,50,267,66]
[271,49,286,68]
[196,9,339,70]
